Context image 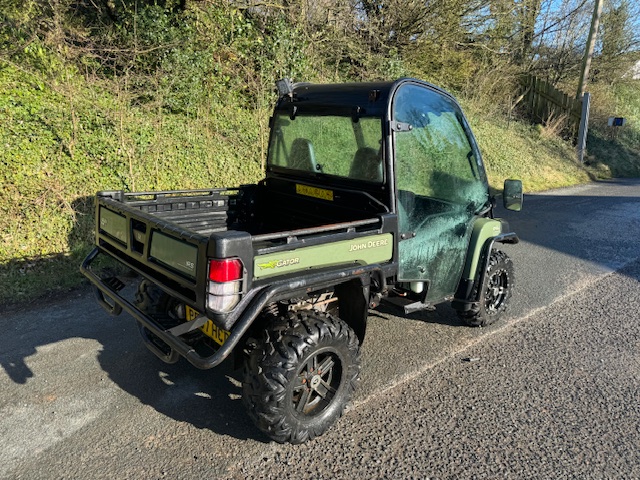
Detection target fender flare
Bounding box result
[452,218,518,312]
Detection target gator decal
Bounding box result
[254,233,393,279]
[257,258,301,270]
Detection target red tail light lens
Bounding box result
[208,259,243,283]
[207,258,244,313]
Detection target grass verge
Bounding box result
[1,73,638,306]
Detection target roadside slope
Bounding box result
[0,66,597,305]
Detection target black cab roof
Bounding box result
[274,78,457,118]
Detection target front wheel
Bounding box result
[458,249,514,327]
[242,311,360,444]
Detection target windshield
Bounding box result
[267,114,384,183]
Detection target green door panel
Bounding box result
[393,83,490,302]
[397,199,474,301]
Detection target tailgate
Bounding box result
[95,190,222,308]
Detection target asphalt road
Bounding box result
[1,179,640,479]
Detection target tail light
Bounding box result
[207,258,244,313]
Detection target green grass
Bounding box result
[1,63,639,306]
[462,101,595,192]
[0,63,265,305]
[583,82,640,177]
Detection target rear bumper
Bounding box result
[81,247,263,369]
[81,246,388,369]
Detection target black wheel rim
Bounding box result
[292,348,343,417]
[485,268,508,314]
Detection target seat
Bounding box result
[289,138,317,172]
[350,147,382,182]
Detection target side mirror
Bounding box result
[503,179,523,211]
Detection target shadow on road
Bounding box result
[0,289,270,442]
[503,179,640,267]
[371,302,464,327]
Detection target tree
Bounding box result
[515,0,542,64]
[594,0,640,84]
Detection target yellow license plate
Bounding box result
[185,305,230,346]
[296,184,334,201]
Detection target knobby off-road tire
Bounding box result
[458,249,514,328]
[242,311,361,444]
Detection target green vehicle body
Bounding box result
[254,233,394,279]
[81,77,522,443]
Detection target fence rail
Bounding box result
[520,74,582,137]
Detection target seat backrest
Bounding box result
[289,138,317,172]
[350,147,382,182]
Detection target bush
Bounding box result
[1,0,638,305]
[584,81,640,177]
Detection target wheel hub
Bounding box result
[309,375,322,390]
[292,350,342,415]
[486,268,508,313]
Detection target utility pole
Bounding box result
[575,0,603,163]
[576,0,604,99]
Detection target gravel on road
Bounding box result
[234,260,640,480]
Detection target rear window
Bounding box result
[267,114,384,183]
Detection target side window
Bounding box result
[393,85,487,208]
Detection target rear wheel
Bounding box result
[242,311,360,444]
[134,280,176,322]
[134,280,183,361]
[458,249,514,327]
